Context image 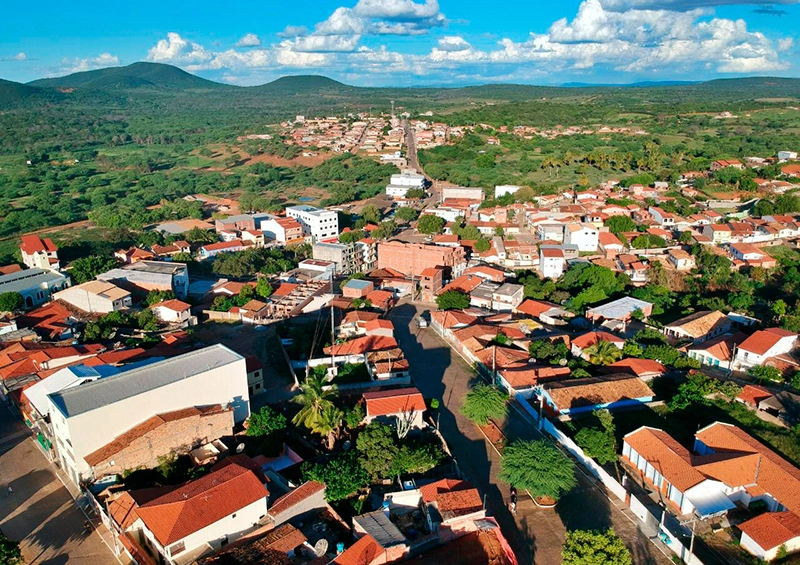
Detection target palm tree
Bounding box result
[313,404,344,451]
[584,340,623,366]
[292,372,338,431]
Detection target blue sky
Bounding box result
[1,0,799,86]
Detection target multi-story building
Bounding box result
[0,268,70,309]
[312,241,358,275]
[259,216,304,245]
[54,280,131,314]
[377,241,466,279]
[539,247,565,279]
[46,345,249,486]
[355,238,377,272]
[563,223,599,252]
[286,205,339,241]
[386,171,427,199]
[20,235,60,271]
[98,261,189,299]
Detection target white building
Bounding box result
[563,223,599,252]
[151,299,192,324]
[778,151,798,162]
[0,268,70,309]
[20,235,60,271]
[539,247,565,279]
[286,205,339,241]
[734,328,797,370]
[47,345,249,486]
[54,280,131,314]
[441,186,484,202]
[386,171,427,199]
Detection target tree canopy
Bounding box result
[461,383,508,425]
[436,290,470,310]
[562,529,632,565]
[500,439,577,500]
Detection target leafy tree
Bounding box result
[499,440,577,500]
[772,299,788,322]
[0,292,24,312]
[303,451,369,502]
[583,340,623,366]
[750,365,783,384]
[357,421,398,480]
[292,372,338,431]
[669,372,717,410]
[631,234,667,249]
[172,252,194,263]
[562,529,632,565]
[256,277,273,298]
[678,230,693,244]
[436,290,470,310]
[461,383,508,425]
[345,403,366,430]
[604,216,636,235]
[394,207,419,222]
[246,406,287,437]
[622,342,643,358]
[145,289,175,306]
[529,339,569,365]
[417,214,446,235]
[136,308,158,331]
[69,255,118,284]
[0,531,22,565]
[405,188,426,199]
[575,410,617,465]
[361,205,381,225]
[474,237,491,252]
[391,443,443,477]
[210,295,236,312]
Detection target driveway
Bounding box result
[0,404,115,565]
[390,301,672,565]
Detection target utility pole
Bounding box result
[330,270,336,370]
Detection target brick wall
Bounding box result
[90,409,234,477]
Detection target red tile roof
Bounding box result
[134,461,268,545]
[332,534,384,565]
[419,479,473,503]
[736,385,772,407]
[153,299,191,312]
[624,427,706,491]
[607,358,667,377]
[516,299,559,318]
[739,328,796,356]
[738,512,800,551]
[20,234,57,254]
[363,387,426,417]
[268,481,325,518]
[364,319,394,332]
[572,331,625,350]
[326,335,398,356]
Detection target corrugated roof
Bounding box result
[48,345,243,418]
[352,510,406,548]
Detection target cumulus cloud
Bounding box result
[147,32,212,64]
[64,53,120,73]
[601,0,799,9]
[235,33,261,47]
[0,52,27,62]
[436,36,472,52]
[278,25,309,38]
[354,0,441,20]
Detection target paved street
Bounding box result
[390,301,672,565]
[0,404,114,565]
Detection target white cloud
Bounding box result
[315,7,366,36]
[284,35,362,53]
[1,52,27,62]
[278,25,309,38]
[354,0,441,21]
[235,33,261,47]
[147,32,212,64]
[601,0,799,10]
[64,52,120,73]
[778,37,795,51]
[436,36,472,52]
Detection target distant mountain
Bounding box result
[28,62,227,91]
[253,75,351,95]
[0,78,61,106]
[561,80,699,88]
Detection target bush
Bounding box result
[247,406,287,437]
[303,451,369,502]
[0,292,23,312]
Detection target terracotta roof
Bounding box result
[665,311,729,339]
[268,481,325,518]
[476,345,529,369]
[571,331,625,350]
[326,335,398,356]
[364,319,394,332]
[739,328,797,356]
[624,427,706,491]
[409,528,513,565]
[442,275,484,294]
[108,492,142,531]
[202,240,244,252]
[606,358,667,377]
[540,248,564,258]
[134,462,269,545]
[272,283,299,297]
[436,488,483,519]
[547,374,653,413]
[598,231,624,247]
[197,523,306,565]
[332,534,384,565]
[499,365,570,388]
[241,299,269,312]
[342,310,381,325]
[687,332,747,362]
[516,299,559,318]
[153,299,191,312]
[738,512,800,551]
[16,302,74,339]
[430,310,477,329]
[20,235,57,254]
[737,385,772,406]
[84,405,229,466]
[363,387,426,417]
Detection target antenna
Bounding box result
[314,539,329,557]
[235,443,245,454]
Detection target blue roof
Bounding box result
[344,279,372,290]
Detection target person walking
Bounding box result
[6,486,12,497]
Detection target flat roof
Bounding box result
[48,345,243,418]
[353,510,406,548]
[586,296,653,320]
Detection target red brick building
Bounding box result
[377,241,466,279]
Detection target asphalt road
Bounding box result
[390,300,673,565]
[0,404,115,565]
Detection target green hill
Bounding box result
[28,62,227,91]
[0,78,61,106]
[253,75,351,95]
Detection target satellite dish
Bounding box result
[236,443,245,454]
[314,539,329,557]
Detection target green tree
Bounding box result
[356,422,398,480]
[562,529,632,565]
[575,410,617,465]
[669,372,718,410]
[604,216,637,235]
[499,440,577,500]
[345,403,366,430]
[417,214,446,235]
[145,289,175,306]
[678,230,693,244]
[474,237,491,252]
[256,277,273,298]
[69,255,118,284]
[303,451,369,502]
[750,365,783,384]
[136,308,158,331]
[391,443,443,478]
[0,531,22,565]
[394,207,419,222]
[583,340,623,366]
[436,290,470,310]
[461,383,508,425]
[0,292,24,312]
[246,406,287,437]
[772,299,788,322]
[292,372,338,431]
[315,404,344,450]
[631,234,667,249]
[528,339,569,365]
[361,204,381,225]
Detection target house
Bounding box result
[114,247,155,264]
[736,384,772,408]
[702,224,732,245]
[730,243,777,268]
[54,280,131,314]
[339,310,381,338]
[198,240,245,259]
[151,241,191,259]
[215,214,257,233]
[515,299,572,326]
[497,365,570,398]
[491,283,524,312]
[15,301,77,340]
[649,207,675,227]
[604,358,667,381]
[563,223,599,252]
[0,268,70,309]
[332,533,389,565]
[151,299,192,324]
[598,231,625,257]
[286,205,339,241]
[365,289,394,312]
[711,159,744,171]
[342,278,374,299]
[98,261,189,299]
[259,216,304,245]
[585,297,653,324]
[195,523,307,565]
[420,267,444,302]
[20,235,60,271]
[240,229,265,247]
[463,265,507,283]
[266,480,327,526]
[667,248,696,271]
[662,311,731,344]
[687,332,746,370]
[108,458,269,564]
[539,247,565,279]
[735,328,797,370]
[541,374,653,417]
[758,391,800,427]
[570,331,625,359]
[362,387,426,430]
[46,345,249,486]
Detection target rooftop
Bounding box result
[363,387,426,417]
[664,310,730,339]
[353,510,406,548]
[586,296,653,320]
